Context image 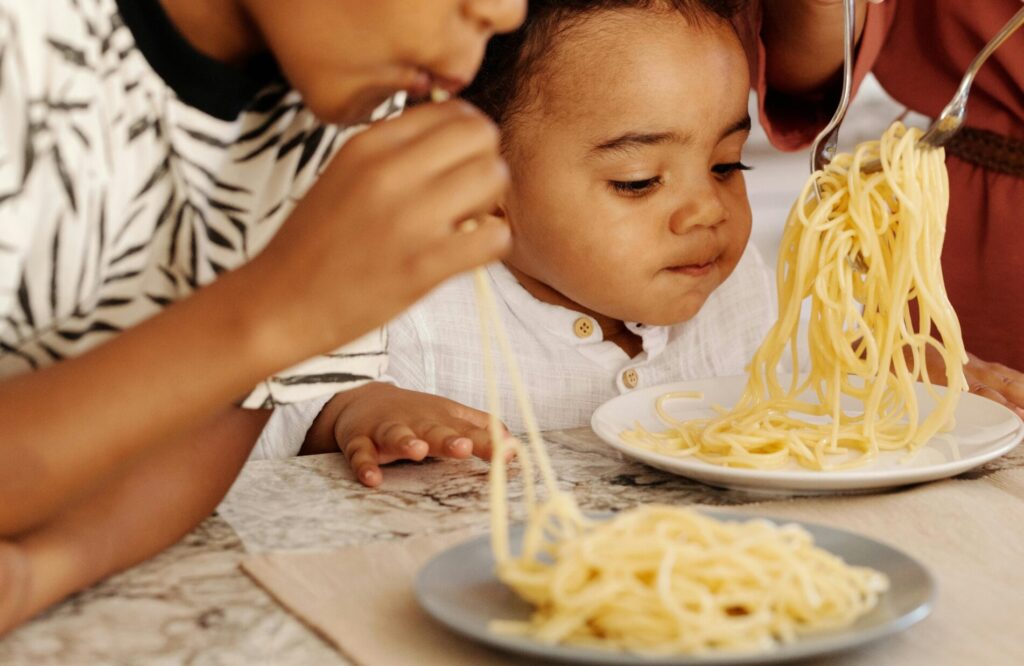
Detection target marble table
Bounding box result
[2,427,1022,665]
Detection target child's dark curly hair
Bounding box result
[462,0,749,134]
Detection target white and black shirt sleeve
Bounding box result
[0,0,401,409]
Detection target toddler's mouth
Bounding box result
[665,256,719,277]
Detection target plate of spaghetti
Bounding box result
[592,374,1023,493]
[416,510,935,664]
[590,122,1023,492]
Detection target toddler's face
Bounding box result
[241,0,526,123]
[502,9,753,326]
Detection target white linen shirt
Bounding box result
[254,246,776,457]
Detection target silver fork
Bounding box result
[809,0,858,198]
[859,3,1024,173]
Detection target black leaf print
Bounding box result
[261,201,283,222]
[17,276,34,328]
[276,130,307,161]
[276,373,374,386]
[135,154,171,200]
[128,116,154,142]
[177,154,250,194]
[52,145,77,213]
[168,201,189,265]
[204,223,235,251]
[102,269,143,285]
[45,99,89,112]
[238,103,301,143]
[229,216,248,256]
[46,38,88,67]
[108,240,148,266]
[96,297,134,308]
[112,206,147,246]
[247,85,291,114]
[210,260,228,275]
[70,123,90,148]
[55,320,120,342]
[188,220,199,288]
[49,225,59,315]
[146,294,173,307]
[296,125,325,177]
[38,342,63,363]
[237,133,282,163]
[0,341,38,370]
[179,126,231,149]
[317,132,340,174]
[206,197,246,215]
[153,193,176,232]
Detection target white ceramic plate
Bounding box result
[416,513,935,665]
[591,375,1024,494]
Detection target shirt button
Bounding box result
[622,368,639,389]
[573,317,594,338]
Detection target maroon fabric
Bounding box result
[754,0,1024,369]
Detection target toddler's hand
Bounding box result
[326,383,510,487]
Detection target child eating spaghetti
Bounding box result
[258,0,777,484]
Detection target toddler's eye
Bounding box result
[712,162,752,178]
[609,176,662,198]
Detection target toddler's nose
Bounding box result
[669,183,726,235]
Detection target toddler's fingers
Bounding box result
[342,435,384,488]
[374,421,429,462]
[416,423,474,459]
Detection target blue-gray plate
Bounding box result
[415,512,935,665]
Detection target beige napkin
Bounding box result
[241,531,530,666]
[243,469,1024,666]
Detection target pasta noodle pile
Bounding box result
[622,122,967,470]
[446,87,888,655]
[470,262,887,655]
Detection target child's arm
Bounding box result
[303,382,509,487]
[0,100,510,536]
[0,405,266,636]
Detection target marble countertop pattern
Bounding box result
[1,426,1021,665]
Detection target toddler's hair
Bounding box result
[462,0,748,133]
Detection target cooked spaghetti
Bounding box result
[622,122,967,470]
[470,252,887,655]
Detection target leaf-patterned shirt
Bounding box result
[0,0,397,408]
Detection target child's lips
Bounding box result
[665,257,719,277]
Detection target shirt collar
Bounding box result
[485,262,670,361]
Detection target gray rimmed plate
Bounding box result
[415,512,935,665]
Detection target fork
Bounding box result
[858,3,1024,173]
[808,0,858,198]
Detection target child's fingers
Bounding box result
[465,428,495,460]
[416,423,474,459]
[342,435,384,488]
[374,421,430,462]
